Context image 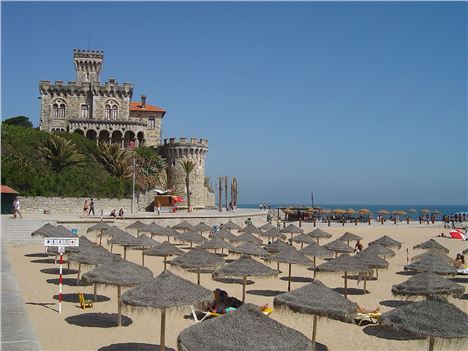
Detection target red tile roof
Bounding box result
[129,101,166,114]
[1,185,18,194]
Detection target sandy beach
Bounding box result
[4,220,468,351]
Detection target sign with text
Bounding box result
[44,238,79,247]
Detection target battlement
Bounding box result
[163,137,208,148]
[39,80,133,97]
[73,48,104,59]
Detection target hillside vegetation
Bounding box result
[1,124,130,197]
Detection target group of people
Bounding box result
[82,198,95,216]
[110,208,125,219]
[454,254,466,269]
[12,196,22,219]
[259,203,272,210]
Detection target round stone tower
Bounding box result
[162,137,209,209]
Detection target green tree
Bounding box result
[2,116,33,128]
[38,134,85,172]
[182,160,196,212]
[135,147,167,192]
[95,143,132,180]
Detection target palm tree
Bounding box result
[182,160,196,212]
[95,143,132,180]
[134,147,167,191]
[38,134,84,171]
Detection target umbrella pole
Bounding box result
[142,249,145,266]
[363,273,367,294]
[124,246,127,260]
[76,263,81,286]
[93,283,97,302]
[313,257,317,279]
[288,263,292,292]
[197,268,200,285]
[110,243,113,252]
[344,272,348,298]
[311,314,318,351]
[163,255,167,271]
[316,238,320,244]
[428,336,435,351]
[160,308,166,350]
[242,275,247,302]
[376,268,379,279]
[117,286,122,326]
[301,243,304,249]
[277,262,280,271]
[99,230,103,245]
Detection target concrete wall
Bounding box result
[18,196,132,215]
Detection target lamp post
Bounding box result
[131,157,136,214]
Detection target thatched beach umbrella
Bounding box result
[338,232,362,246]
[176,230,207,248]
[404,255,457,275]
[274,280,357,350]
[265,239,292,254]
[301,242,334,278]
[413,239,449,253]
[222,220,241,231]
[381,300,468,351]
[355,250,389,284]
[238,224,262,235]
[130,234,159,266]
[214,255,278,302]
[290,233,315,249]
[172,221,193,232]
[420,208,431,214]
[82,258,153,326]
[229,242,268,257]
[362,244,395,260]
[260,228,287,241]
[121,270,213,351]
[324,239,354,257]
[358,208,371,215]
[266,247,312,291]
[281,224,303,239]
[102,226,131,249]
[411,250,453,263]
[87,222,112,244]
[126,220,147,236]
[392,272,465,299]
[377,209,389,215]
[200,237,235,253]
[233,232,263,245]
[315,254,373,298]
[177,303,313,351]
[140,222,166,238]
[108,230,138,259]
[369,235,402,249]
[31,223,75,238]
[259,223,276,231]
[144,241,184,271]
[211,229,237,242]
[169,248,224,285]
[307,228,332,244]
[192,222,212,235]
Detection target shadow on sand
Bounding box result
[40,268,79,275]
[363,325,424,341]
[332,287,367,296]
[24,253,48,258]
[395,270,415,276]
[52,293,110,303]
[46,278,91,287]
[30,258,58,264]
[212,277,254,285]
[380,299,414,308]
[98,343,175,351]
[279,276,314,283]
[65,313,132,328]
[346,274,378,281]
[25,302,58,313]
[246,289,285,297]
[450,277,468,284]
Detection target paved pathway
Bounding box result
[1,246,42,351]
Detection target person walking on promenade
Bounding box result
[156,201,161,216]
[88,198,95,216]
[13,197,22,219]
[83,199,89,216]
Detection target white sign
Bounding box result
[44,238,80,247]
[57,246,66,254]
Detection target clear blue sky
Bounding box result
[2,2,467,205]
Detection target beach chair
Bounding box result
[78,292,93,309]
[354,311,381,326]
[190,305,273,322]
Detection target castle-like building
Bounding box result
[39,49,214,209]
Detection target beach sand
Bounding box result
[5,222,468,351]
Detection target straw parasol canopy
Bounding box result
[140,222,166,238]
[369,235,402,249]
[192,222,212,234]
[229,242,268,257]
[211,229,237,242]
[346,208,356,215]
[307,228,332,244]
[315,254,373,297]
[121,270,213,351]
[274,280,357,350]
[222,221,241,231]
[338,232,363,245]
[82,258,153,326]
[392,272,465,299]
[362,244,395,259]
[31,223,75,238]
[172,221,193,231]
[300,242,334,278]
[280,224,303,238]
[169,248,224,285]
[323,239,354,257]
[260,228,287,241]
[238,224,262,235]
[420,208,431,214]
[177,303,313,351]
[176,230,207,248]
[87,222,112,242]
[380,300,468,351]
[404,255,457,275]
[377,209,389,215]
[289,233,315,249]
[392,210,407,217]
[200,237,235,252]
[319,208,331,214]
[144,241,184,271]
[355,250,389,281]
[358,208,371,215]
[259,223,276,231]
[407,208,417,213]
[214,255,278,302]
[125,220,147,235]
[232,232,263,245]
[265,246,313,291]
[333,209,346,215]
[265,239,293,254]
[413,239,449,253]
[108,230,138,259]
[411,250,453,263]
[129,234,160,266]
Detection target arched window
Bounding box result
[105,105,111,119]
[81,105,89,119]
[58,104,65,118]
[105,100,119,120]
[53,104,59,118]
[111,105,118,120]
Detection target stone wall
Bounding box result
[18,196,132,215]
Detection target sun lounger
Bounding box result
[354,311,381,325]
[190,305,272,322]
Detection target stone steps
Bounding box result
[1,218,56,245]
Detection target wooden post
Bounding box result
[313,256,317,279]
[428,336,435,351]
[311,314,318,351]
[76,263,81,286]
[124,246,127,260]
[197,268,200,285]
[163,255,167,271]
[93,283,97,302]
[344,272,348,298]
[242,275,247,302]
[160,309,166,351]
[142,249,145,266]
[288,263,292,291]
[117,286,122,326]
[363,273,367,294]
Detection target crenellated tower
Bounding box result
[73,49,103,83]
[162,137,210,209]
